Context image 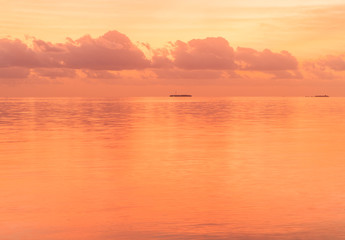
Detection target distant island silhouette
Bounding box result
[305,95,329,97]
[169,95,192,97]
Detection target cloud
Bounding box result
[171,37,236,70]
[316,55,345,71]
[300,54,345,81]
[300,55,345,81]
[302,60,335,79]
[0,31,151,71]
[33,39,66,53]
[33,68,76,79]
[0,32,300,73]
[165,37,299,73]
[235,47,298,71]
[154,69,224,79]
[0,67,30,78]
[268,70,303,79]
[150,48,173,68]
[83,69,120,79]
[60,31,151,70]
[0,30,304,84]
[0,39,41,68]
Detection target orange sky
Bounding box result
[1,0,345,96]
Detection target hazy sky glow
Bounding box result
[1,0,345,96]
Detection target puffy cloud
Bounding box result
[0,31,150,71]
[0,30,305,85]
[235,47,298,71]
[0,39,40,67]
[166,37,299,73]
[33,39,66,53]
[171,37,236,70]
[60,31,150,70]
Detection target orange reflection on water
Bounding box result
[1,97,345,239]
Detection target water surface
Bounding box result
[1,97,345,239]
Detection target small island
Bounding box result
[314,95,329,97]
[169,95,192,97]
[305,95,329,97]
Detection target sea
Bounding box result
[1,97,345,240]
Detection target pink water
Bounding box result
[1,97,345,239]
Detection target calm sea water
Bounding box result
[1,97,345,240]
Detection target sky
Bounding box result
[1,0,345,96]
